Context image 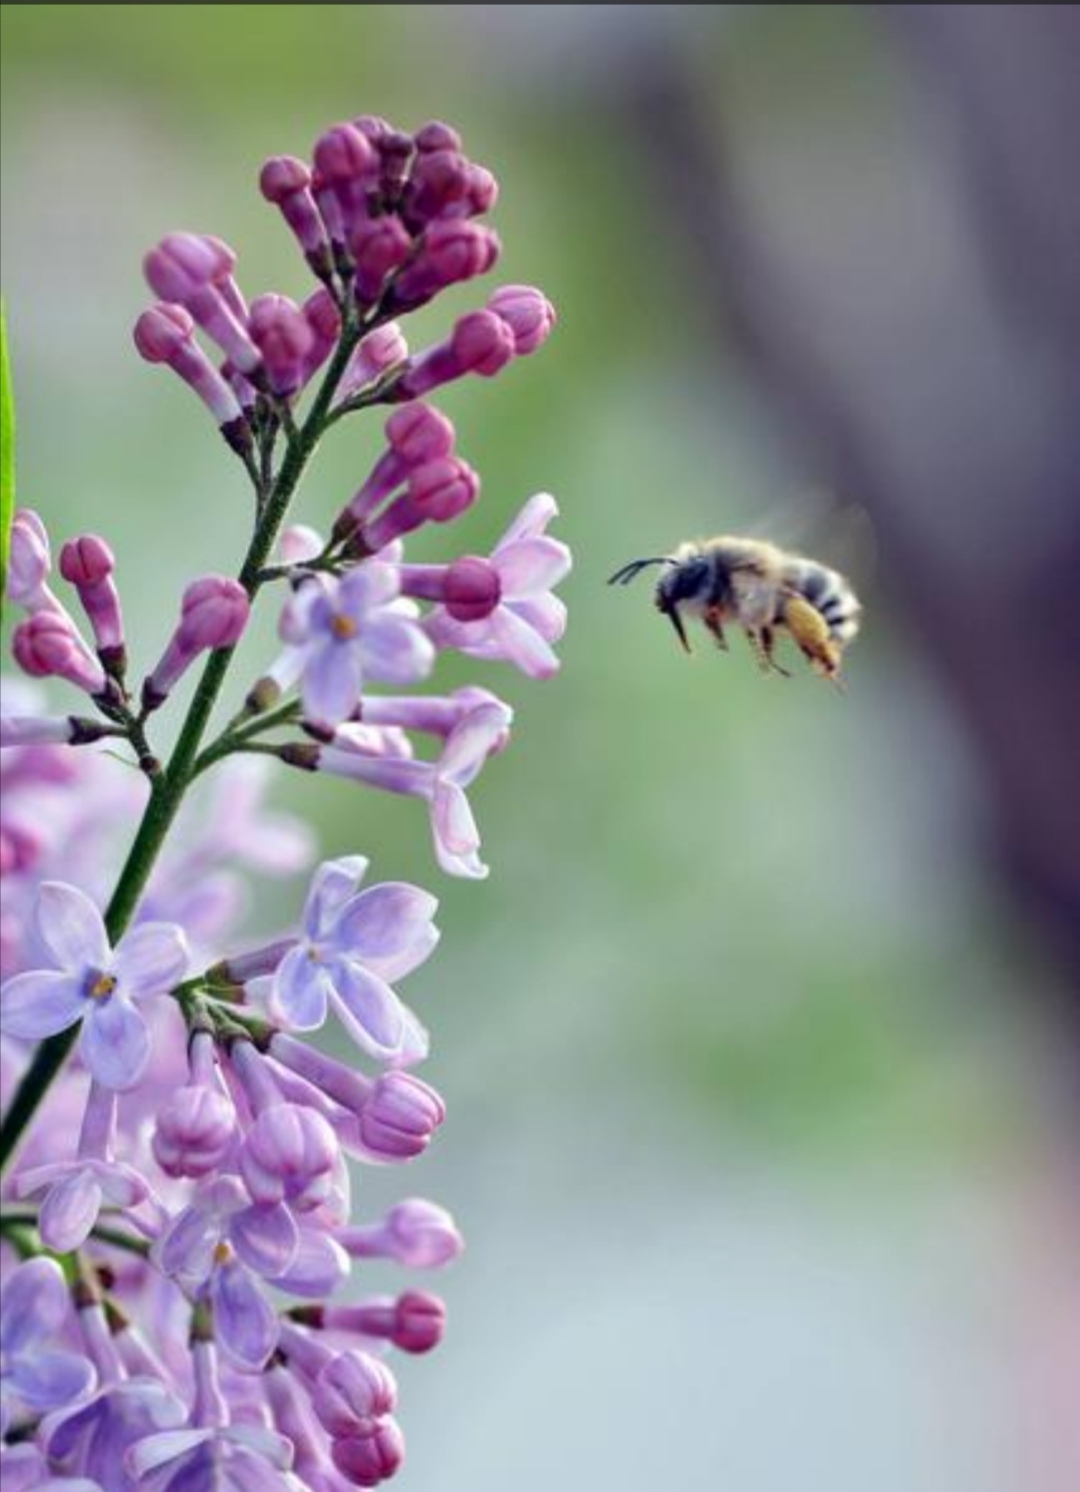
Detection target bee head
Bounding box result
[608,553,706,653]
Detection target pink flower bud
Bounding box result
[403,149,468,230]
[7,507,59,615]
[143,235,260,375]
[331,1291,446,1355]
[301,288,341,381]
[313,1352,397,1436]
[12,611,106,696]
[390,221,500,311]
[444,556,501,622]
[349,216,412,306]
[312,123,379,250]
[353,115,392,143]
[414,121,462,154]
[358,1071,445,1160]
[339,1199,463,1270]
[462,162,499,217]
[386,403,455,465]
[260,155,334,280]
[153,1085,236,1178]
[240,1104,340,1213]
[335,323,408,406]
[134,303,249,448]
[332,1417,405,1487]
[450,310,515,376]
[59,535,125,669]
[249,294,315,397]
[410,456,479,522]
[143,575,249,710]
[487,284,557,355]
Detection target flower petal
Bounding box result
[270,945,331,1031]
[0,971,84,1040]
[79,998,150,1091]
[362,614,435,686]
[231,1202,300,1278]
[495,536,571,597]
[0,1258,69,1354]
[371,921,441,984]
[489,605,560,678]
[157,1204,218,1281]
[302,856,369,940]
[331,883,438,969]
[212,1260,279,1371]
[35,882,109,973]
[126,1428,213,1480]
[496,491,558,548]
[266,1228,349,1300]
[512,592,567,644]
[10,1349,96,1413]
[113,922,188,999]
[433,781,480,857]
[440,703,513,785]
[329,962,407,1061]
[339,560,399,615]
[302,639,363,727]
[38,1168,103,1253]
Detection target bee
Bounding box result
[609,537,862,683]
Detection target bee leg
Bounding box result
[703,607,729,651]
[780,592,843,683]
[744,628,774,675]
[760,626,791,678]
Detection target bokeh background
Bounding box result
[3,6,1079,1490]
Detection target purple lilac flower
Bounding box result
[58,535,127,678]
[6,507,61,614]
[0,881,188,1090]
[0,1258,96,1431]
[12,610,107,697]
[338,1199,463,1269]
[316,701,512,879]
[424,492,570,677]
[246,857,437,1063]
[14,1083,156,1251]
[43,1377,188,1492]
[143,576,250,712]
[280,565,433,728]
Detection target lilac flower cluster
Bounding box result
[1,112,567,1489]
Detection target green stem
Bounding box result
[0,310,364,1178]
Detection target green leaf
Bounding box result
[0,298,15,626]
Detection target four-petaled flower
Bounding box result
[425,493,570,677]
[280,563,434,728]
[260,857,437,1063]
[0,1259,96,1434]
[0,883,188,1090]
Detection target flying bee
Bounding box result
[609,537,862,683]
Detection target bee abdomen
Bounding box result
[785,560,861,643]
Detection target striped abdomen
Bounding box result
[783,558,861,644]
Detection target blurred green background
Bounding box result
[3,7,1077,1490]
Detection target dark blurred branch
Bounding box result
[611,9,1080,1001]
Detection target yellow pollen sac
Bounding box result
[330,613,357,640]
[213,1240,233,1266]
[88,973,117,1000]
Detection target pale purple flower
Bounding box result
[425,492,570,677]
[0,1258,96,1430]
[258,857,437,1063]
[0,882,188,1090]
[43,1378,187,1492]
[152,1032,237,1179]
[318,701,512,878]
[280,566,433,728]
[126,1422,296,1492]
[14,1085,155,1252]
[155,1176,297,1370]
[6,507,59,614]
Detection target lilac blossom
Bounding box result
[0,882,188,1089]
[245,857,437,1063]
[14,1084,155,1251]
[280,566,433,728]
[315,701,512,878]
[339,1199,463,1269]
[58,535,126,677]
[0,1259,96,1430]
[425,492,571,677]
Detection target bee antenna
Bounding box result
[607,557,674,586]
